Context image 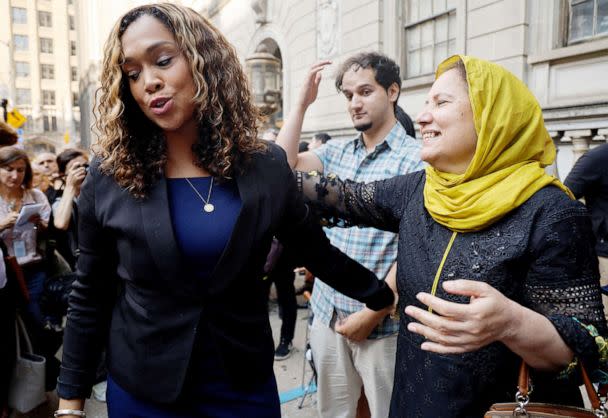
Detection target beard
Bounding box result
[354,121,372,132]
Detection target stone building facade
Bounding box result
[203,0,608,179]
[0,0,82,153]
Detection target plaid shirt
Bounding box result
[310,122,424,339]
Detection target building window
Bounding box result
[40,38,53,54]
[15,62,30,78]
[69,15,75,30]
[41,64,55,79]
[13,35,29,51]
[43,115,57,132]
[71,67,78,82]
[38,11,52,27]
[16,89,31,105]
[404,0,457,78]
[568,0,608,43]
[42,90,56,106]
[70,41,77,56]
[68,0,74,5]
[72,92,79,107]
[11,7,27,24]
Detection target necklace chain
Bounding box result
[184,177,215,213]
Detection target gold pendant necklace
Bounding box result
[184,177,215,213]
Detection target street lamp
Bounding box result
[0,39,13,122]
[245,43,282,116]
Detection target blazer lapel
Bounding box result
[206,170,260,295]
[140,177,186,292]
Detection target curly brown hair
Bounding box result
[95,3,265,198]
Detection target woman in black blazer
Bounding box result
[55,4,393,418]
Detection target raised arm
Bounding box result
[273,151,393,311]
[276,61,330,172]
[53,162,86,230]
[296,170,412,233]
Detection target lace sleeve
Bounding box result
[524,204,608,380]
[295,170,411,233]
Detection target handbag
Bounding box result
[485,361,607,417]
[7,315,47,413]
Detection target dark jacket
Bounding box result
[565,144,608,256]
[57,143,392,403]
[300,169,607,417]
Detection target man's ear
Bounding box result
[387,82,400,104]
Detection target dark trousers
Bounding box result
[266,250,297,343]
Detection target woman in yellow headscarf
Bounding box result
[298,55,607,417]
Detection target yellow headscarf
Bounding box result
[423,55,573,233]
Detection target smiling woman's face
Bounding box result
[120,14,198,135]
[416,68,478,174]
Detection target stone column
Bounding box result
[546,131,562,179]
[568,129,593,162]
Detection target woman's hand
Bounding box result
[296,61,332,111]
[0,212,18,231]
[65,163,87,190]
[404,279,520,354]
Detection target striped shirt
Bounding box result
[310,122,424,338]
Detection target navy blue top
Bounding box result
[167,177,241,280]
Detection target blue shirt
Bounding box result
[310,122,423,338]
[167,177,241,280]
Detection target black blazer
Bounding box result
[57,143,393,403]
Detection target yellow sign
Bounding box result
[64,130,70,144]
[7,108,26,129]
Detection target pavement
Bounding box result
[12,287,318,418]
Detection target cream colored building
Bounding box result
[0,0,82,153]
[201,0,608,179]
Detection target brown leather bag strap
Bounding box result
[517,360,530,396]
[518,360,602,409]
[581,361,601,410]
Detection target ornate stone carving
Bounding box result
[251,0,269,24]
[317,0,339,59]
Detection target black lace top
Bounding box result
[298,169,608,418]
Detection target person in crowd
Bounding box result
[259,127,300,360]
[298,55,608,417]
[395,105,416,138]
[565,143,608,311]
[33,152,62,203]
[0,147,52,327]
[277,53,422,418]
[0,243,17,418]
[308,132,331,151]
[51,148,88,269]
[32,166,51,193]
[55,4,393,418]
[0,121,18,147]
[262,238,299,360]
[298,141,310,153]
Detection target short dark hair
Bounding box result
[335,52,401,109]
[56,148,87,174]
[0,146,33,189]
[395,105,416,138]
[313,132,331,144]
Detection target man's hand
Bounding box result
[296,61,332,111]
[335,307,391,342]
